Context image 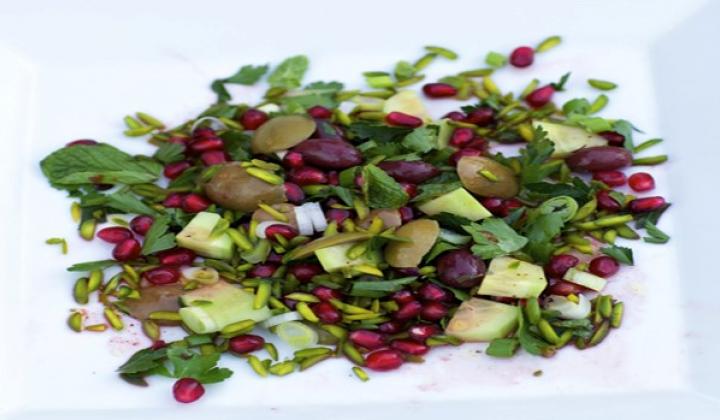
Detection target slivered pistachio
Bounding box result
[536,35,562,53]
[247,355,269,377]
[264,343,279,361]
[254,280,272,310]
[296,302,320,323]
[352,366,370,382]
[459,68,494,77]
[611,302,624,328]
[136,112,164,128]
[68,312,83,332]
[70,202,81,222]
[46,237,68,254]
[520,79,540,98]
[124,126,155,137]
[525,299,541,325]
[79,219,97,241]
[632,155,668,166]
[424,45,458,60]
[589,94,609,114]
[482,76,500,95]
[294,347,332,359]
[148,311,182,321]
[73,278,89,304]
[413,53,437,70]
[103,308,124,331]
[221,320,256,336]
[299,353,333,371]
[537,319,560,344]
[587,79,617,91]
[124,115,143,129]
[246,167,284,185]
[589,320,610,346]
[142,320,161,341]
[85,323,109,332]
[342,341,365,366]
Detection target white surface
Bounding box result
[1,0,719,419]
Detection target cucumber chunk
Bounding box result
[176,212,234,260]
[445,298,520,342]
[179,282,271,333]
[533,120,608,158]
[417,188,492,221]
[564,267,607,291]
[477,256,547,298]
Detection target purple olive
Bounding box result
[566,146,632,172]
[292,138,363,170]
[377,161,440,184]
[436,249,486,289]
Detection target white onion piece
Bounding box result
[190,116,227,133]
[261,311,303,329]
[275,150,288,160]
[544,294,591,320]
[255,220,292,239]
[303,202,328,232]
[257,103,281,114]
[293,205,315,236]
[181,266,219,285]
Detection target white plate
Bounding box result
[1,0,719,419]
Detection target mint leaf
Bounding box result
[412,181,462,203]
[566,114,614,133]
[643,221,670,244]
[141,214,176,255]
[486,338,520,358]
[211,64,269,102]
[349,122,413,142]
[67,259,116,272]
[523,213,565,263]
[117,347,168,375]
[524,177,592,204]
[464,218,528,259]
[41,144,163,190]
[106,191,159,216]
[362,164,409,209]
[268,55,309,89]
[166,348,233,384]
[600,245,634,265]
[153,142,185,164]
[612,119,635,152]
[401,126,438,153]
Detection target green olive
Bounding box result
[358,209,403,229]
[204,164,287,212]
[457,156,519,199]
[384,219,440,268]
[251,115,317,154]
[286,232,373,261]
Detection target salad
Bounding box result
[41,36,671,404]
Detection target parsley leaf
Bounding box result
[550,72,571,91]
[486,338,520,358]
[612,119,635,152]
[349,122,413,142]
[524,177,592,204]
[401,125,438,153]
[280,81,344,110]
[41,144,163,190]
[211,64,269,102]
[523,213,565,263]
[518,128,555,185]
[601,245,634,265]
[166,348,233,384]
[268,55,309,89]
[362,164,408,209]
[106,191,159,216]
[141,214,176,255]
[643,221,670,244]
[463,218,528,259]
[411,181,462,203]
[153,142,185,164]
[633,203,670,228]
[117,347,168,375]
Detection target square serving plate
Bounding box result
[1,0,719,418]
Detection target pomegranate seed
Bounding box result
[193,127,216,139]
[326,208,351,225]
[545,254,579,278]
[312,286,342,301]
[188,137,224,154]
[449,148,483,166]
[248,263,278,278]
[628,196,666,213]
[400,182,418,198]
[464,107,495,126]
[422,83,458,98]
[241,109,268,130]
[395,268,420,277]
[130,215,154,236]
[288,167,328,186]
[547,280,586,296]
[509,46,534,68]
[599,131,625,147]
[443,111,466,121]
[449,128,474,147]
[266,252,283,264]
[283,298,298,310]
[312,301,342,324]
[97,227,133,244]
[417,283,450,302]
[163,161,191,179]
[201,150,228,166]
[499,198,523,217]
[596,190,622,212]
[112,238,141,262]
[66,139,98,147]
[391,339,429,355]
[288,263,324,283]
[464,137,489,153]
[628,173,655,192]
[391,290,415,305]
[420,302,448,321]
[328,171,339,186]
[157,248,196,266]
[173,378,205,404]
[354,174,365,188]
[385,111,423,128]
[283,182,305,203]
[365,349,404,371]
[349,330,386,350]
[481,197,505,216]
[228,334,265,354]
[265,224,298,240]
[167,136,189,145]
[593,170,627,187]
[143,267,181,285]
[181,193,211,213]
[589,256,620,278]
[378,321,404,334]
[398,207,414,223]
[151,340,167,350]
[307,105,332,119]
[526,85,555,108]
[408,324,441,342]
[282,151,305,169]
[163,193,184,208]
[394,300,423,321]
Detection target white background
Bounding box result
[1,0,719,419]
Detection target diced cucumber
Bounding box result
[417,188,492,221]
[564,267,607,291]
[436,119,454,149]
[176,212,235,260]
[445,298,520,342]
[179,282,271,333]
[315,242,372,273]
[477,256,547,298]
[533,120,607,157]
[383,90,431,120]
